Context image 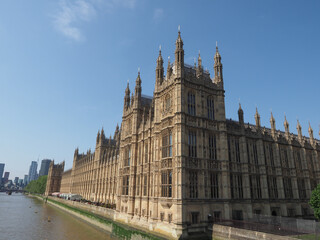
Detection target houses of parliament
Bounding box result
[45,30,320,238]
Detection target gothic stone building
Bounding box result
[46,31,320,239]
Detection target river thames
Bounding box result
[0,192,115,240]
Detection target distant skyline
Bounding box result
[1,0,320,178]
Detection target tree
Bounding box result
[309,184,320,220]
[25,175,47,194]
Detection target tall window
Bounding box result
[267,176,278,199]
[124,146,131,166]
[145,144,148,163]
[210,173,219,199]
[250,175,262,199]
[297,178,306,199]
[209,135,217,160]
[143,174,148,196]
[188,92,196,116]
[235,138,240,163]
[161,170,172,197]
[188,131,197,158]
[122,175,129,195]
[162,132,173,158]
[253,143,258,165]
[136,175,140,196]
[189,171,198,198]
[283,177,293,199]
[230,174,243,199]
[207,97,215,120]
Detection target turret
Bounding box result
[74,148,79,158]
[196,51,203,77]
[238,103,244,125]
[214,42,223,86]
[255,107,261,128]
[175,26,184,78]
[308,122,314,146]
[270,112,276,137]
[297,120,303,143]
[124,82,130,108]
[100,127,105,143]
[156,47,164,85]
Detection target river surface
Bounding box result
[0,192,116,240]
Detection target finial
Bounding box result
[127,79,129,84]
[159,45,161,51]
[178,25,180,32]
[168,56,170,62]
[239,102,242,109]
[138,67,140,74]
[199,50,200,56]
[216,41,218,51]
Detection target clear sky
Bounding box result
[0,0,319,179]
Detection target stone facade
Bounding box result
[45,161,64,195]
[45,31,320,239]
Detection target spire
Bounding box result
[196,50,203,77]
[156,46,164,85]
[96,130,100,144]
[297,120,302,142]
[100,127,105,142]
[309,122,314,145]
[124,81,130,108]
[270,112,276,137]
[238,103,244,125]
[255,107,261,128]
[214,41,223,85]
[175,26,184,77]
[167,56,172,79]
[135,69,142,98]
[284,114,290,139]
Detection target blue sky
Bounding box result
[0,0,319,179]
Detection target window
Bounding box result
[253,143,258,165]
[143,174,147,196]
[188,131,197,158]
[230,174,243,199]
[136,175,140,196]
[207,97,215,120]
[162,132,172,158]
[210,173,219,199]
[168,213,172,223]
[283,177,293,199]
[144,144,148,163]
[250,175,262,199]
[268,176,278,199]
[288,208,295,217]
[188,92,196,116]
[189,171,198,198]
[235,138,240,163]
[161,170,172,197]
[160,212,164,221]
[191,212,199,224]
[165,95,171,112]
[122,175,129,195]
[124,146,131,166]
[297,178,306,199]
[209,135,217,160]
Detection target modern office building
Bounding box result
[3,172,9,183]
[39,159,52,176]
[23,174,28,185]
[0,163,4,184]
[28,161,38,182]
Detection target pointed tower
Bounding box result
[96,130,100,145]
[100,127,105,143]
[196,51,203,78]
[124,82,130,108]
[156,47,164,85]
[214,42,223,86]
[297,120,303,143]
[238,103,244,125]
[270,112,276,137]
[167,56,172,79]
[284,115,290,140]
[255,107,261,128]
[308,122,314,146]
[135,70,142,99]
[175,26,184,78]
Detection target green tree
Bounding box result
[309,184,320,220]
[25,175,47,194]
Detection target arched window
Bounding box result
[207,97,214,120]
[162,132,173,158]
[188,92,196,116]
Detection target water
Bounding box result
[0,192,115,240]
